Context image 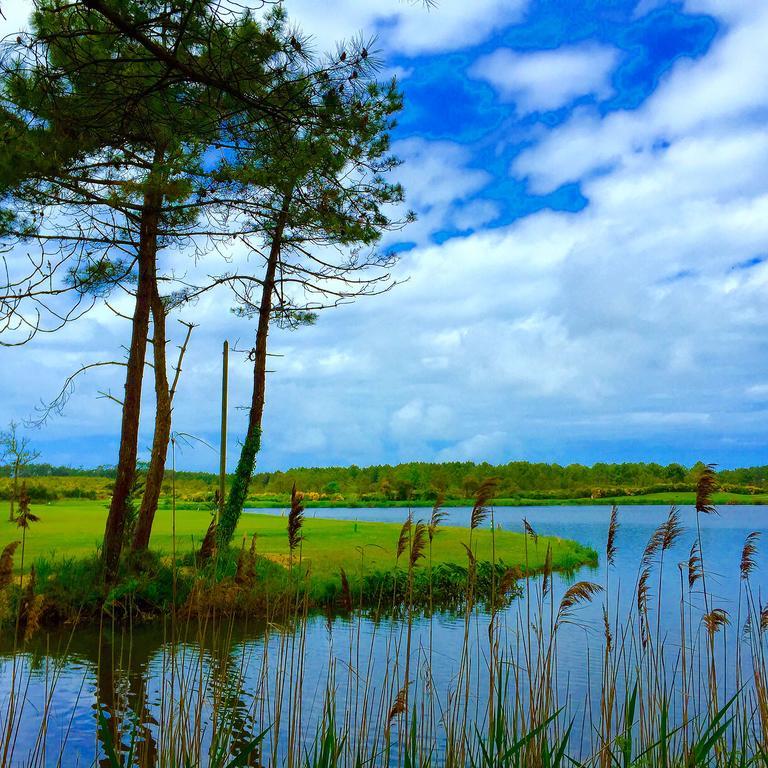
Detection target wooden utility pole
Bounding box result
[219,340,228,523]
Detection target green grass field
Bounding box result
[0,499,596,578]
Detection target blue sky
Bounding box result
[3,0,768,471]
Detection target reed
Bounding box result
[2,495,768,767]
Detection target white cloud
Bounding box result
[390,399,452,440]
[0,0,528,57]
[470,44,619,112]
[391,138,494,242]
[513,6,768,192]
[283,0,529,56]
[437,432,508,462]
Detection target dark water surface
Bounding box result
[2,505,767,765]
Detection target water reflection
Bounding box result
[1,505,767,765]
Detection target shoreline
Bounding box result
[238,494,768,509]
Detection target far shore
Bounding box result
[237,491,768,509]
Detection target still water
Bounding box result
[1,504,766,765]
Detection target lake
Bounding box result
[1,504,766,765]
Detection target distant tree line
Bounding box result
[0,463,117,479]
[7,460,768,501]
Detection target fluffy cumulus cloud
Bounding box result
[513,5,768,192]
[4,0,768,470]
[470,45,620,112]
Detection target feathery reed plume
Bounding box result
[542,543,553,598]
[339,568,352,612]
[0,541,20,588]
[695,463,718,515]
[556,581,603,625]
[641,508,681,567]
[638,566,651,648]
[470,478,498,530]
[21,565,42,641]
[637,567,651,614]
[640,523,661,564]
[688,540,702,589]
[660,506,683,550]
[387,686,408,724]
[498,567,522,600]
[287,483,305,552]
[741,531,760,580]
[523,517,538,544]
[409,521,427,569]
[428,495,447,541]
[704,608,730,636]
[606,505,619,566]
[397,512,412,560]
[603,605,613,652]
[642,527,663,566]
[15,484,39,529]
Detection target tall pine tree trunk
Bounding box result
[130,284,171,554]
[216,196,291,547]
[102,182,161,585]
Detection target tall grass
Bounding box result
[2,482,768,766]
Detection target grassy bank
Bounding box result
[0,499,597,626]
[0,500,595,578]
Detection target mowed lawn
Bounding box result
[0,500,596,578]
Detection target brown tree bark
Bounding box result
[129,284,170,554]
[216,194,291,546]
[131,304,193,555]
[101,182,161,585]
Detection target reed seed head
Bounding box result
[741,531,760,580]
[695,463,718,515]
[471,477,498,530]
[704,607,730,637]
[556,581,603,625]
[429,494,447,542]
[396,512,412,560]
[287,482,305,552]
[15,484,39,530]
[0,540,21,588]
[688,540,702,589]
[387,685,407,724]
[606,505,619,567]
[409,521,427,569]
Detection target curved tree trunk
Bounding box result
[102,181,161,586]
[131,305,194,555]
[216,195,291,547]
[130,285,171,554]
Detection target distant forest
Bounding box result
[3,460,768,503]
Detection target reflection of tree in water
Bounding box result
[204,624,263,767]
[95,629,158,767]
[0,619,271,767]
